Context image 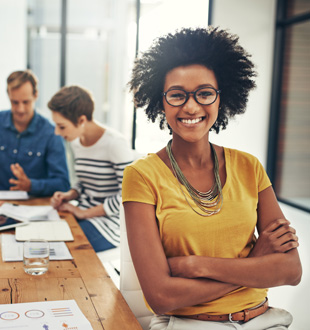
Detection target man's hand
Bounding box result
[9,163,31,192]
[250,218,299,257]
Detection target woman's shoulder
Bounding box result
[224,146,261,165]
[128,153,161,170]
[125,153,166,179]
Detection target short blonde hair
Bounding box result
[7,70,38,95]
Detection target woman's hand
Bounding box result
[51,191,68,209]
[250,218,299,257]
[50,189,78,209]
[58,203,87,219]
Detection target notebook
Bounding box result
[15,220,74,242]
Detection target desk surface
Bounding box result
[0,198,142,330]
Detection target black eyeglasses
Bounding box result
[163,87,221,107]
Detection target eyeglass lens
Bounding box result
[165,87,218,106]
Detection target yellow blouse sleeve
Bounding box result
[255,157,272,193]
[122,165,156,205]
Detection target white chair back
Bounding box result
[120,206,153,330]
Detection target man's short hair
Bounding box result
[7,70,38,95]
[48,85,94,125]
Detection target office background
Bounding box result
[0,1,309,329]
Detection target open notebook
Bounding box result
[15,220,74,241]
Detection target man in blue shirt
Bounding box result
[0,70,70,196]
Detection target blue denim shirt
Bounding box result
[0,110,70,196]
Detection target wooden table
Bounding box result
[0,197,142,330]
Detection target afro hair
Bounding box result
[129,26,256,133]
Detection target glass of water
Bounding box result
[23,239,49,275]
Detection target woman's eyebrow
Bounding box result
[167,84,216,90]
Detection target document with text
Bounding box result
[1,234,73,261]
[0,299,93,329]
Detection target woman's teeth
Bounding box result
[180,117,203,124]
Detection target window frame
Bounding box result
[267,0,310,213]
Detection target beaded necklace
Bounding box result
[166,139,223,216]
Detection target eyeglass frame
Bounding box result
[162,87,221,107]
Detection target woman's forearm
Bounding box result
[157,249,300,314]
[67,188,79,200]
[82,204,106,218]
[208,251,301,287]
[170,249,301,288]
[142,273,239,315]
[169,215,302,289]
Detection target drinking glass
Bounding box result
[23,239,49,275]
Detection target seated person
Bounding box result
[48,85,135,252]
[123,27,302,329]
[0,70,70,196]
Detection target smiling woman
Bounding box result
[163,65,220,144]
[122,27,302,330]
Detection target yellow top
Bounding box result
[122,147,271,315]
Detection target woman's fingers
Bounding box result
[264,218,290,232]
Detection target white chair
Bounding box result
[97,246,121,289]
[120,206,153,330]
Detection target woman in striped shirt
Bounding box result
[48,85,134,252]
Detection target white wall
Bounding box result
[0,0,27,110]
[211,0,276,167]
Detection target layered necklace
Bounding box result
[166,139,223,216]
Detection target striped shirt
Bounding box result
[71,127,134,246]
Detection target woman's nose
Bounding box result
[183,95,200,114]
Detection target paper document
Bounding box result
[15,221,74,242]
[0,190,29,200]
[0,299,93,329]
[1,234,73,261]
[0,203,61,221]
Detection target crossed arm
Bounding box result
[124,186,302,315]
